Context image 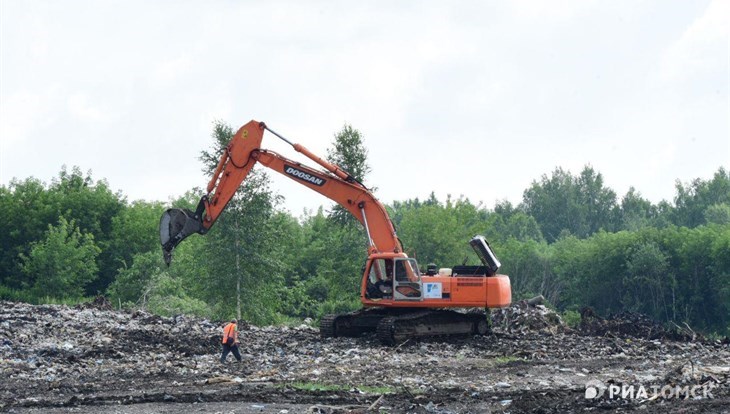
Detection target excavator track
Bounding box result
[322,308,491,345]
[319,314,338,338]
[320,308,391,338]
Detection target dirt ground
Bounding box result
[1,299,728,413]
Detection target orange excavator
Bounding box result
[160,120,511,345]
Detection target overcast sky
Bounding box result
[1,0,728,217]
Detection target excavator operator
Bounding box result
[366,259,393,299]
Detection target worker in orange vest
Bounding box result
[220,319,242,363]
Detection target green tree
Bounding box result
[499,239,558,303]
[672,167,730,227]
[48,166,124,294]
[326,124,372,225]
[145,271,211,317]
[575,166,619,234]
[704,203,730,225]
[0,177,55,289]
[709,225,730,335]
[326,124,371,184]
[107,250,166,306]
[624,241,673,320]
[522,166,618,242]
[293,207,366,315]
[488,200,544,243]
[20,216,100,299]
[109,200,166,271]
[618,187,658,231]
[194,120,284,323]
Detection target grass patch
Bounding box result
[494,356,522,365]
[0,285,91,306]
[285,381,395,394]
[561,310,581,328]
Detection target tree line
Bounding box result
[1,122,728,335]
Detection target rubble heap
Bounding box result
[491,295,566,334]
[0,299,727,413]
[578,307,696,341]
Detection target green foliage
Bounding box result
[289,208,366,315]
[326,124,371,184]
[672,168,730,227]
[20,216,100,299]
[326,124,372,225]
[619,187,661,230]
[1,120,728,335]
[109,201,166,270]
[561,310,581,328]
[0,177,54,289]
[488,201,544,243]
[145,271,211,317]
[107,251,166,306]
[624,241,672,320]
[400,203,461,265]
[0,284,36,303]
[49,166,125,294]
[705,203,730,225]
[285,381,395,394]
[0,167,126,295]
[522,166,618,242]
[498,239,559,304]
[193,121,285,324]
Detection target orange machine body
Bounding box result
[362,275,512,309]
[359,252,511,309]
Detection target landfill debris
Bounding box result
[491,295,567,334]
[579,307,697,341]
[0,299,727,413]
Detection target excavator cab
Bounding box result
[364,257,422,301]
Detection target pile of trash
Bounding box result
[578,308,696,341]
[491,295,567,334]
[664,362,729,388]
[73,295,113,311]
[1,298,728,413]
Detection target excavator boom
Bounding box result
[160,120,401,265]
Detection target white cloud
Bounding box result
[0,1,726,211]
[0,91,49,149]
[659,0,729,82]
[506,0,598,23]
[66,93,108,123]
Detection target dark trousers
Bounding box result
[220,343,242,363]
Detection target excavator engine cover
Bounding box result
[469,235,501,276]
[159,208,205,265]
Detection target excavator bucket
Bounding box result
[159,208,205,266]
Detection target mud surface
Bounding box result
[1,300,728,413]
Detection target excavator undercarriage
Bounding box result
[321,308,491,346]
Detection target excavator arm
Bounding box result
[160,120,402,265]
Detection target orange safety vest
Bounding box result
[222,322,237,344]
